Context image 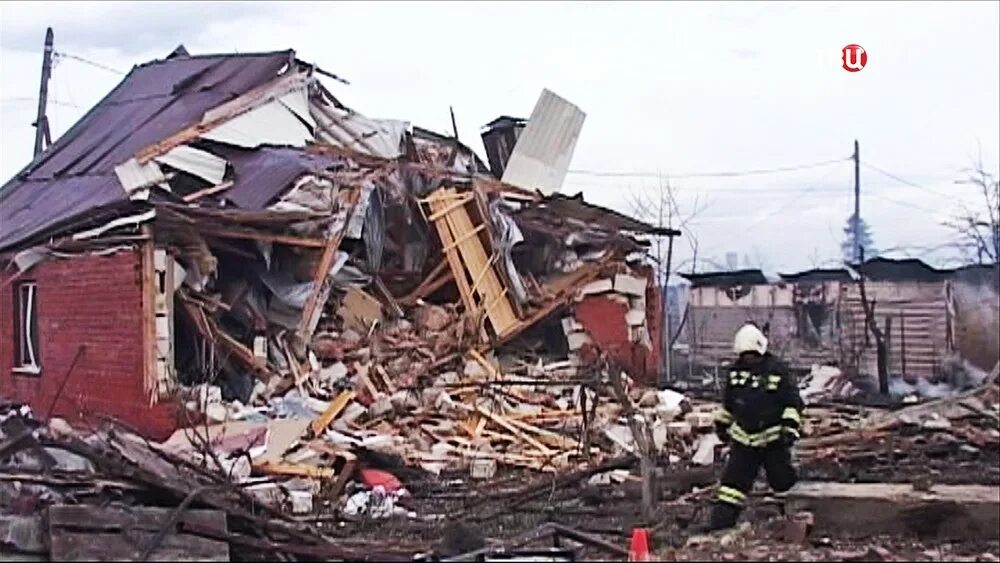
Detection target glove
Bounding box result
[715,421,731,444]
[779,427,799,448]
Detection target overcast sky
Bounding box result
[2,1,998,274]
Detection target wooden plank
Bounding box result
[424,187,518,340]
[439,188,518,335]
[425,192,478,316]
[182,181,234,202]
[310,390,357,435]
[472,405,553,457]
[140,232,158,402]
[254,462,336,479]
[48,505,228,562]
[195,226,328,248]
[298,189,359,338]
[337,287,384,333]
[426,193,475,222]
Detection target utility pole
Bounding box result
[33,27,54,158]
[853,139,861,263]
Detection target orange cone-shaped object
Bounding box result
[628,528,651,561]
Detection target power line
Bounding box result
[697,161,847,257]
[861,162,952,197]
[867,192,943,214]
[53,51,126,76]
[567,157,849,179]
[0,97,82,109]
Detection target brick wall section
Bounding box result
[575,268,662,386]
[0,248,178,440]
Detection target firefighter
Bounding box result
[705,322,804,531]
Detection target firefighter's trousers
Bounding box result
[709,441,797,530]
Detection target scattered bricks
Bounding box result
[414,303,451,332]
[666,422,692,437]
[312,335,345,361]
[783,511,815,544]
[369,395,394,418]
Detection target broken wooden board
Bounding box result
[158,418,310,466]
[785,482,1000,540]
[338,287,384,334]
[310,390,357,435]
[254,461,336,479]
[422,188,519,341]
[48,505,229,561]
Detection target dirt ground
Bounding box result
[315,451,1000,560]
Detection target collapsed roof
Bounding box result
[1,47,677,414]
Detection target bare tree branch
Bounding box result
[946,155,1000,265]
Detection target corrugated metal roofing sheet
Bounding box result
[0,50,293,250]
[219,146,347,210]
[500,89,585,195]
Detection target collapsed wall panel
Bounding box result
[420,188,519,341]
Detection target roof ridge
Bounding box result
[136,49,294,69]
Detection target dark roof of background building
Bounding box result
[0,49,294,251]
[779,268,852,283]
[681,269,768,288]
[516,192,675,236]
[857,257,954,282]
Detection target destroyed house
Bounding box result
[0,48,670,440]
[682,257,999,384]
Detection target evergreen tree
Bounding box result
[841,213,876,263]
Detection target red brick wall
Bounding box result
[575,268,663,387]
[0,248,178,440]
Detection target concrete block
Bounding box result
[785,482,1000,540]
[666,421,692,437]
[470,458,497,480]
[625,309,646,326]
[614,274,647,297]
[685,412,715,429]
[566,332,592,351]
[581,278,614,296]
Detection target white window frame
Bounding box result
[13,282,41,375]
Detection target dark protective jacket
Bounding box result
[713,353,805,447]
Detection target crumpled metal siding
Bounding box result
[500,89,585,195]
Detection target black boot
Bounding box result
[706,502,740,532]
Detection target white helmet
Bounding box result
[733,323,768,355]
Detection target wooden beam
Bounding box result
[297,189,359,339]
[398,260,451,306]
[196,226,327,248]
[253,462,335,480]
[182,181,234,202]
[472,405,553,457]
[310,390,357,435]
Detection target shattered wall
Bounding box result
[573,269,662,386]
[0,249,178,439]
